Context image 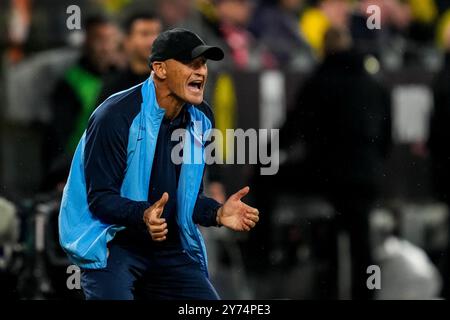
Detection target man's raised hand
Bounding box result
[143,192,169,241]
[216,186,260,232]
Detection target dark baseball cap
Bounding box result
[149,28,224,67]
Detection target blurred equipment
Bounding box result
[0,197,21,299]
[15,192,83,300]
[374,236,442,299]
[255,194,338,299]
[0,197,19,247]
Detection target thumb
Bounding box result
[231,186,250,201]
[155,192,169,211]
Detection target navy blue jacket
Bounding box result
[84,82,222,248]
[59,77,221,272]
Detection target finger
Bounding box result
[245,213,259,223]
[149,207,163,220]
[151,229,168,239]
[150,222,167,231]
[153,193,169,217]
[153,236,167,242]
[150,228,167,237]
[245,206,259,215]
[150,223,167,233]
[231,186,250,201]
[244,218,256,228]
[150,207,164,220]
[149,215,166,225]
[156,192,169,208]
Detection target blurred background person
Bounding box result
[208,0,256,69]
[248,0,315,69]
[350,0,412,65]
[182,0,276,70]
[98,12,162,102]
[157,0,195,27]
[276,27,392,299]
[42,14,121,190]
[299,0,352,57]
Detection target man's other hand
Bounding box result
[216,186,260,232]
[143,192,169,241]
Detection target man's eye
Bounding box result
[183,58,207,69]
[194,60,207,68]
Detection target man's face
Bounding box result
[86,23,121,71]
[216,0,253,27]
[321,0,351,28]
[164,56,208,105]
[126,19,162,62]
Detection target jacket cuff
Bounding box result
[129,201,151,230]
[194,197,223,227]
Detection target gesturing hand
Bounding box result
[143,192,169,241]
[216,186,260,232]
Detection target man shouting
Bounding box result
[59,28,260,300]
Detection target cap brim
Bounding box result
[191,45,224,61]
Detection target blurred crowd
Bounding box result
[1,0,450,300]
[3,0,450,70]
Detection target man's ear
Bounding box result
[152,62,167,79]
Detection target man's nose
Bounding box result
[195,64,207,75]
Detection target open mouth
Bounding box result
[187,80,203,93]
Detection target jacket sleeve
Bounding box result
[84,107,150,230]
[193,178,222,227]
